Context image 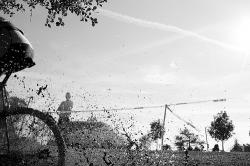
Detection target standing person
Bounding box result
[57,92,73,126]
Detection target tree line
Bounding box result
[142,110,250,152]
[4,95,250,153]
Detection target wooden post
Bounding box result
[205,127,209,151]
[161,105,167,150]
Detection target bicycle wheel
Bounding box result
[0,107,66,166]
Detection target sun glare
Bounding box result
[230,16,250,51]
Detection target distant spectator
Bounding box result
[57,92,73,126]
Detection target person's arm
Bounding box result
[57,102,63,111]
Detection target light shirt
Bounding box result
[57,100,73,118]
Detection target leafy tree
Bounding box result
[175,135,185,151]
[208,111,234,151]
[0,0,107,27]
[230,139,243,152]
[138,133,152,150]
[149,119,164,150]
[150,119,164,140]
[174,127,204,151]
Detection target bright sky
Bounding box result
[2,0,250,151]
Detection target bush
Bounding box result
[243,144,250,152]
[212,144,219,151]
[194,146,201,151]
[162,144,171,151]
[187,146,193,151]
[230,139,243,152]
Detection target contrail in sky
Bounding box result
[98,9,247,55]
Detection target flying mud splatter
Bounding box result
[36,84,48,97]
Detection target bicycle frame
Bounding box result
[0,72,12,153]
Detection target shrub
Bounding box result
[243,144,250,152]
[194,146,201,151]
[212,144,219,151]
[162,144,171,151]
[230,139,243,152]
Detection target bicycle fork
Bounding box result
[0,82,10,154]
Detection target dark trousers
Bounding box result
[58,116,70,145]
[58,116,70,126]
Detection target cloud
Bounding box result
[98,9,247,54]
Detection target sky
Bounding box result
[2,0,250,151]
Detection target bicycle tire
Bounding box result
[0,107,66,166]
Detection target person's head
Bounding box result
[65,92,71,101]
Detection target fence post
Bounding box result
[161,105,167,150]
[205,127,209,151]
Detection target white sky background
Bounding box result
[2,0,250,151]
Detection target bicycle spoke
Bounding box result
[0,108,65,166]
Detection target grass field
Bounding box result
[65,147,250,166]
[1,146,250,165]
